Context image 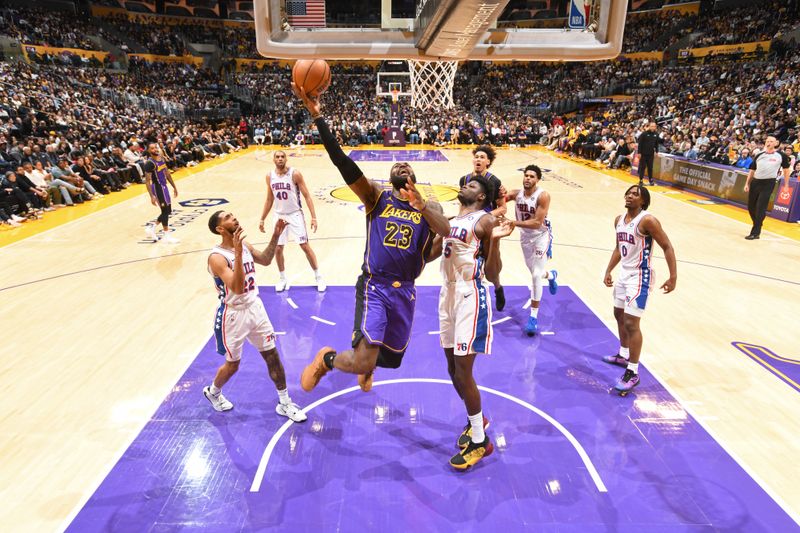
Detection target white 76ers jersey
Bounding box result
[515,188,549,237]
[270,167,302,215]
[616,210,652,273]
[441,211,489,283]
[209,245,258,308]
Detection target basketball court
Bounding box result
[2,0,800,530]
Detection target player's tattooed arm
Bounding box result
[251,219,288,266]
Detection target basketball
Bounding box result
[291,59,331,97]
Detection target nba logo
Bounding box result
[568,0,589,29]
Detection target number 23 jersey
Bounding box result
[363,189,432,281]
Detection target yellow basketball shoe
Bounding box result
[450,436,494,470]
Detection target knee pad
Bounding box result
[375,347,405,369]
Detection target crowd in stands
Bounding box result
[99,14,189,55]
[1,8,99,50]
[2,4,800,227]
[692,1,798,48]
[621,11,694,54]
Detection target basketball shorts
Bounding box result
[521,229,553,271]
[439,278,493,356]
[352,273,415,354]
[275,210,308,245]
[613,268,654,318]
[214,298,276,362]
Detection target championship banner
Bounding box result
[654,155,799,222]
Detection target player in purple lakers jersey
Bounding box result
[459,145,508,310]
[293,84,451,393]
[602,185,677,395]
[143,143,179,243]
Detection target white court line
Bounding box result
[522,301,531,309]
[540,331,555,335]
[286,298,298,309]
[428,330,441,335]
[491,316,512,326]
[250,378,607,493]
[567,288,800,526]
[310,316,335,325]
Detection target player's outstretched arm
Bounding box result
[641,215,677,293]
[251,219,288,266]
[293,83,380,209]
[399,178,450,237]
[604,215,622,287]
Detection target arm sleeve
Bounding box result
[314,117,364,185]
[749,153,759,171]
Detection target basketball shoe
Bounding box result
[203,386,233,411]
[276,402,307,422]
[316,275,327,292]
[614,369,640,393]
[358,369,374,392]
[450,436,494,470]
[457,415,490,449]
[276,278,290,292]
[548,270,559,295]
[144,223,158,241]
[494,286,506,311]
[525,316,538,337]
[300,346,334,392]
[602,354,629,367]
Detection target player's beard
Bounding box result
[390,170,415,191]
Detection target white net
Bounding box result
[408,60,458,110]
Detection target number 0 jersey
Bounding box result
[615,210,652,273]
[363,189,432,282]
[209,245,258,308]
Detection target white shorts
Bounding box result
[613,268,655,318]
[521,230,552,271]
[275,211,308,245]
[214,298,276,361]
[439,279,493,356]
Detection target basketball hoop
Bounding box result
[390,89,400,104]
[408,60,458,110]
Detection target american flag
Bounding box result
[286,1,326,28]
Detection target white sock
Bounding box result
[530,306,539,318]
[620,347,630,360]
[627,362,639,374]
[209,384,221,396]
[469,412,485,443]
[279,271,286,280]
[313,269,321,278]
[277,388,290,405]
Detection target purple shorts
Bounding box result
[352,273,416,354]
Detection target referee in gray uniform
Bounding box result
[744,136,792,240]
